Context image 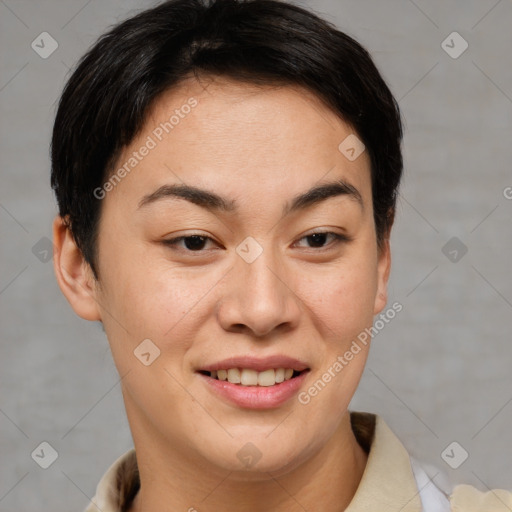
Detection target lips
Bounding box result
[197,369,310,409]
[197,355,309,373]
[195,355,310,408]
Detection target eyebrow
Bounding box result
[136,178,364,217]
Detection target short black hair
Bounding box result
[51,0,403,281]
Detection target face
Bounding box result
[55,75,391,477]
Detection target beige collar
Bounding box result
[345,412,422,511]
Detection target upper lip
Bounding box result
[197,355,310,373]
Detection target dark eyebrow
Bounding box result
[137,178,364,216]
[283,179,364,216]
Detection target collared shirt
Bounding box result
[84,411,512,512]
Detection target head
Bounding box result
[52,0,403,475]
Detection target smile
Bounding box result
[199,368,304,386]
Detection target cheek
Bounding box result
[294,248,377,400]
[298,253,378,334]
[299,269,375,419]
[98,255,220,366]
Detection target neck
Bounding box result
[127,411,368,512]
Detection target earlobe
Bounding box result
[52,215,102,321]
[373,237,392,315]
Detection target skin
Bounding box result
[53,75,392,512]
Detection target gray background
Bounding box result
[1,0,511,510]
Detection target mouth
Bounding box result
[197,368,308,387]
[197,367,310,409]
[195,355,311,408]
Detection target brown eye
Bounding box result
[162,234,216,252]
[295,231,350,250]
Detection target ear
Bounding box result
[52,215,102,321]
[373,235,392,316]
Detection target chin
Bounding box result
[198,431,318,478]
[213,454,306,481]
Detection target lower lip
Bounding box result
[198,371,309,409]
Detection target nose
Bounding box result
[216,245,302,338]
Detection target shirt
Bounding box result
[84,410,512,511]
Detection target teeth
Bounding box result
[241,369,258,386]
[209,368,298,386]
[227,368,241,384]
[258,369,275,387]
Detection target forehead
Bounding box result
[105,75,372,216]
[144,75,360,160]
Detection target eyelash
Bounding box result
[161,231,352,254]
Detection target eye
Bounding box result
[161,234,218,252]
[294,231,351,250]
